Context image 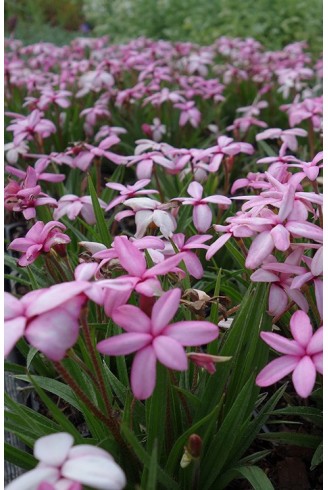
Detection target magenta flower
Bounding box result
[8,221,70,266]
[97,288,218,399]
[5,432,126,490]
[256,311,323,398]
[173,181,231,233]
[54,195,106,225]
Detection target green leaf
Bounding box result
[4,442,38,470]
[146,364,168,460]
[201,376,255,489]
[121,424,180,490]
[88,175,111,247]
[225,239,247,270]
[269,406,322,427]
[258,431,321,448]
[15,375,81,411]
[26,347,39,369]
[165,400,223,475]
[144,441,158,490]
[216,465,275,490]
[27,374,83,441]
[311,441,323,469]
[228,384,286,466]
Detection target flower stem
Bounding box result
[80,309,118,427]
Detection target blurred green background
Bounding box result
[5,0,322,52]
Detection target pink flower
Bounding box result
[6,109,56,145]
[250,250,309,316]
[105,179,158,211]
[256,127,308,151]
[4,282,89,360]
[256,311,323,398]
[287,151,323,181]
[174,101,201,127]
[117,197,177,238]
[200,136,254,172]
[99,236,186,313]
[6,158,65,184]
[69,136,125,171]
[53,195,106,225]
[173,181,231,233]
[4,166,57,220]
[187,352,232,374]
[163,233,212,279]
[8,221,70,266]
[97,289,218,399]
[5,432,126,490]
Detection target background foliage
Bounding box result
[5,0,323,53]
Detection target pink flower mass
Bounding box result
[3,32,323,489]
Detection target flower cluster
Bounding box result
[4,34,322,489]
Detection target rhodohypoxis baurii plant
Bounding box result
[4,33,322,489]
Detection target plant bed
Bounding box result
[4,34,322,489]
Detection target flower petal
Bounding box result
[4,317,26,357]
[164,321,218,346]
[245,231,275,269]
[290,310,313,347]
[260,331,304,355]
[268,284,288,317]
[151,289,181,336]
[131,345,157,399]
[153,336,188,370]
[62,455,126,490]
[292,356,316,398]
[34,432,74,466]
[307,327,323,355]
[25,310,80,361]
[193,204,212,233]
[5,467,59,490]
[112,305,151,333]
[256,355,299,387]
[114,236,146,277]
[97,333,152,356]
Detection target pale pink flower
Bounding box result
[256,311,323,398]
[117,197,177,238]
[174,100,201,127]
[256,127,308,151]
[97,289,218,399]
[173,181,231,233]
[4,282,89,360]
[6,109,56,145]
[4,166,57,220]
[54,194,106,225]
[8,221,70,266]
[105,179,158,211]
[5,432,126,490]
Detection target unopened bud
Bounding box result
[186,434,202,458]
